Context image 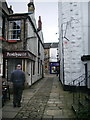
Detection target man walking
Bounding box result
[10,64,25,107]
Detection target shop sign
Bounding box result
[4,51,36,61]
[6,52,27,57]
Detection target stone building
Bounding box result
[0,1,13,77]
[44,42,58,74]
[58,2,90,88]
[1,0,44,86]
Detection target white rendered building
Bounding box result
[58,2,89,88]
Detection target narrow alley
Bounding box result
[1,1,90,119]
[2,75,75,119]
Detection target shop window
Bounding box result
[8,20,21,40]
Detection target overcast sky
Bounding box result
[6,0,59,43]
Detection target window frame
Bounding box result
[8,20,21,41]
[32,61,35,75]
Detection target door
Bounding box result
[27,61,32,86]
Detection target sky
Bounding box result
[6,0,59,43]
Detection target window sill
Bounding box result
[7,40,17,43]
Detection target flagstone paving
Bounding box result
[2,75,75,119]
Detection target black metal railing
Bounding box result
[68,72,90,118]
[69,74,85,86]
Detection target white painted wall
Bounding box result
[27,19,37,56]
[50,48,57,62]
[38,30,44,78]
[26,14,44,86]
[88,2,90,55]
[58,2,88,85]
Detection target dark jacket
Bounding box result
[10,69,25,86]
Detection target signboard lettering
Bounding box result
[6,52,27,57]
[4,51,36,61]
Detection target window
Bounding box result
[33,61,35,75]
[38,41,40,55]
[8,20,21,40]
[38,58,40,74]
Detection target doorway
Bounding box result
[3,59,22,81]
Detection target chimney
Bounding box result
[10,5,12,9]
[38,16,42,31]
[27,0,35,14]
[9,5,13,14]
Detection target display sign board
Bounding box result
[50,62,59,74]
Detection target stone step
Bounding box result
[72,102,90,118]
[85,95,90,102]
[79,100,89,108]
[72,104,79,115]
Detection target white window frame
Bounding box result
[8,20,21,40]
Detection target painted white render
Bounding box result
[26,13,44,86]
[27,18,37,56]
[50,48,57,62]
[58,2,88,85]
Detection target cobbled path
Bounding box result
[3,75,75,119]
[15,77,53,119]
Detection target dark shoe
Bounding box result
[17,105,21,107]
[17,104,21,107]
[17,101,21,107]
[13,104,16,107]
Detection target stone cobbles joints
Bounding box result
[15,78,53,119]
[2,75,76,119]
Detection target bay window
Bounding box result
[8,20,21,40]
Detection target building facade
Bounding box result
[58,2,90,88]
[44,48,50,74]
[1,1,44,87]
[44,42,59,74]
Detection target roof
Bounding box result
[44,42,58,49]
[2,2,10,15]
